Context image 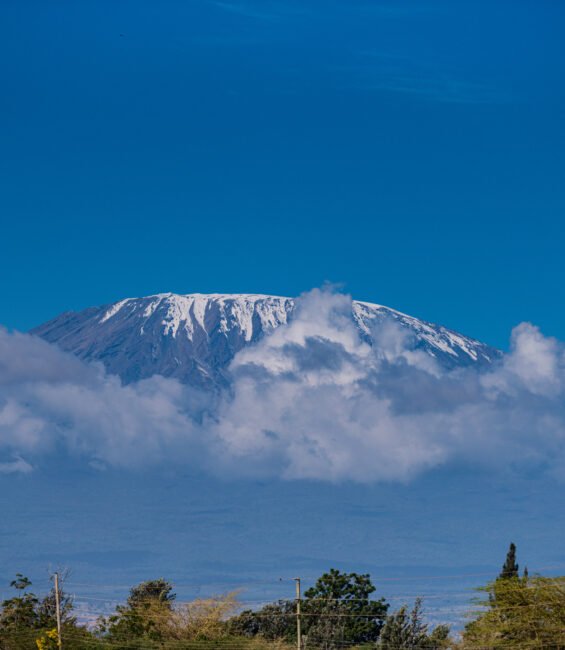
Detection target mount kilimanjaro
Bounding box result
[31,293,499,388]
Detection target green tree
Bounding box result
[380,598,450,649]
[427,624,451,649]
[0,573,99,650]
[229,600,295,641]
[499,543,519,580]
[464,574,565,648]
[127,578,176,608]
[230,569,389,648]
[0,574,39,649]
[100,578,176,645]
[303,569,389,649]
[1,574,39,629]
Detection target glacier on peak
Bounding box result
[31,292,499,387]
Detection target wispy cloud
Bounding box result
[335,51,509,104]
[0,456,33,475]
[213,1,279,21]
[197,1,505,104]
[211,0,308,22]
[1,290,565,482]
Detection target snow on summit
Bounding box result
[31,292,499,387]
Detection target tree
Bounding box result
[37,572,76,630]
[100,578,176,644]
[380,599,450,649]
[230,600,296,641]
[0,573,98,650]
[427,624,451,649]
[303,569,389,649]
[127,578,176,608]
[0,574,39,649]
[464,574,565,648]
[229,569,389,648]
[168,592,240,642]
[1,574,39,629]
[499,543,519,580]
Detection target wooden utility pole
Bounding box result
[54,572,63,650]
[294,577,302,650]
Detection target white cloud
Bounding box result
[0,456,33,475]
[2,290,565,482]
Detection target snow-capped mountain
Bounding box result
[31,293,499,387]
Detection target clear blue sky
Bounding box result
[1,0,564,349]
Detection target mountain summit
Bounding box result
[31,293,499,387]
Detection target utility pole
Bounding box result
[294,577,302,650]
[54,572,63,650]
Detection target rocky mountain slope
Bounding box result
[31,293,499,387]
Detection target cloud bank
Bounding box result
[2,289,565,482]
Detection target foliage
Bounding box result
[35,628,58,650]
[461,542,565,648]
[229,600,296,641]
[128,577,176,608]
[168,593,240,641]
[37,574,76,630]
[303,568,389,648]
[463,574,565,648]
[498,543,519,580]
[141,637,293,650]
[0,574,98,650]
[100,582,247,648]
[231,569,389,649]
[0,568,461,650]
[427,625,452,649]
[379,598,450,649]
[0,574,40,632]
[98,578,177,644]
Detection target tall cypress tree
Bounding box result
[499,542,519,579]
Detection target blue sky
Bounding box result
[1,0,564,349]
